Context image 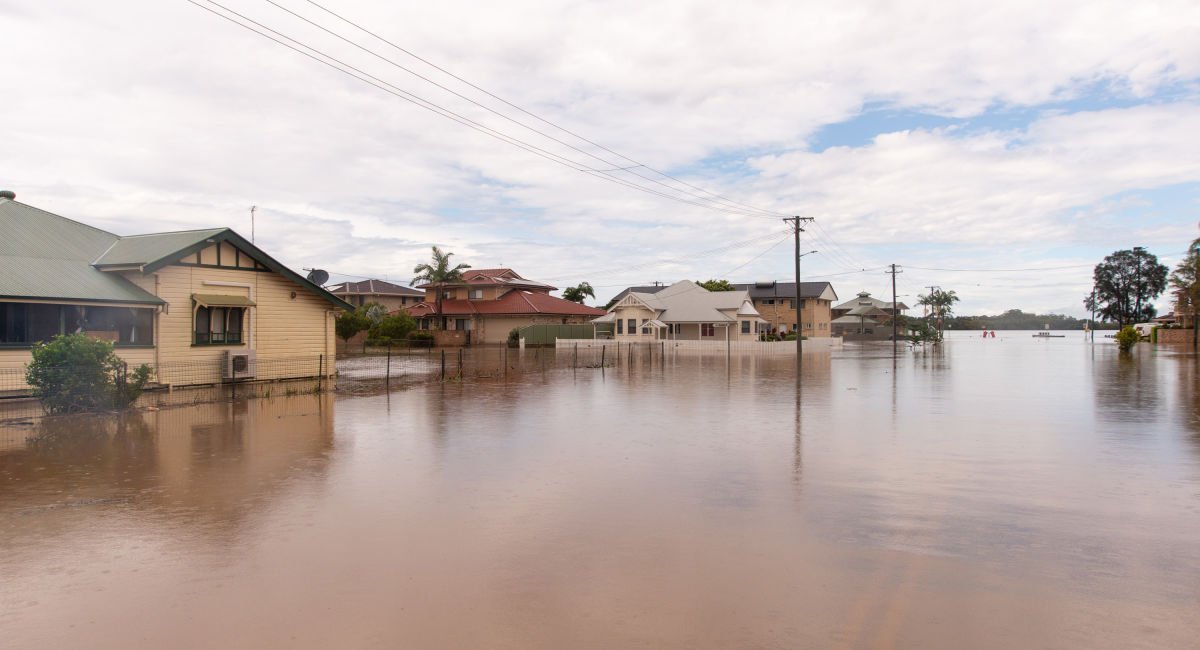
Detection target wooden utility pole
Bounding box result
[783,216,815,363]
[887,264,902,357]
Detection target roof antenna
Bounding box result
[250,205,257,243]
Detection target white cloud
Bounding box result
[1,0,1199,316]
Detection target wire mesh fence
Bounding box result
[0,355,333,399]
[0,341,811,420]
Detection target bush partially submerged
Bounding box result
[25,334,152,413]
[1115,326,1139,353]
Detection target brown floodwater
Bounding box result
[2,333,1199,649]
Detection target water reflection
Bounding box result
[1,395,333,546]
[1093,349,1163,424]
[2,341,1199,649]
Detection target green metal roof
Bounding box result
[0,197,352,311]
[0,198,163,304]
[94,228,227,268]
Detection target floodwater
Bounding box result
[2,333,1199,649]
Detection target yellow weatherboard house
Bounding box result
[0,192,351,389]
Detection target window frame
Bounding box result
[1,302,155,348]
[193,305,245,346]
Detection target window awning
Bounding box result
[193,293,256,308]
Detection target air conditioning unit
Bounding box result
[223,350,256,380]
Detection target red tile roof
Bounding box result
[461,268,520,281]
[402,291,605,317]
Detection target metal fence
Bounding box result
[554,338,843,355]
[0,341,820,418]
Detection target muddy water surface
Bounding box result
[2,334,1199,648]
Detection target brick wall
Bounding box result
[1157,328,1196,345]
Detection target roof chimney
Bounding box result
[0,190,14,200]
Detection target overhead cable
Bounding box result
[185,0,783,220]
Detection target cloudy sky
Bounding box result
[3,0,1199,315]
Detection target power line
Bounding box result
[721,232,793,276]
[258,0,782,218]
[810,220,869,269]
[905,263,1093,273]
[185,0,782,220]
[803,266,888,279]
[538,229,791,281]
[296,0,790,219]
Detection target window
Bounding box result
[442,290,454,299]
[627,319,636,334]
[701,323,715,337]
[788,299,796,309]
[617,319,624,335]
[741,320,750,334]
[2,303,153,347]
[763,299,775,305]
[455,318,472,331]
[469,289,483,300]
[194,306,244,345]
[805,322,813,330]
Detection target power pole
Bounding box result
[1089,289,1096,342]
[887,264,903,357]
[250,205,257,243]
[783,216,815,362]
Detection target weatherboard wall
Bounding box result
[126,261,335,383]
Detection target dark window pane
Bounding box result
[28,304,62,343]
[1,303,29,343]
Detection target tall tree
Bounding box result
[1169,235,1200,350]
[916,288,960,340]
[699,279,735,292]
[411,246,471,330]
[562,281,595,303]
[1084,247,1168,328]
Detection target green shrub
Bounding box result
[25,334,152,413]
[507,328,521,348]
[369,312,417,343]
[1116,326,1139,352]
[335,310,370,342]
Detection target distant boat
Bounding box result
[1032,332,1065,338]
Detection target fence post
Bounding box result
[600,344,606,368]
[440,349,446,382]
[458,348,464,379]
[573,343,578,369]
[318,354,324,393]
[386,342,391,388]
[504,345,508,378]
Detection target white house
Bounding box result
[595,280,767,341]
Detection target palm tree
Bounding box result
[411,246,471,330]
[562,281,595,303]
[917,288,960,340]
[1169,236,1200,350]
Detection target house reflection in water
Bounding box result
[0,394,335,545]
